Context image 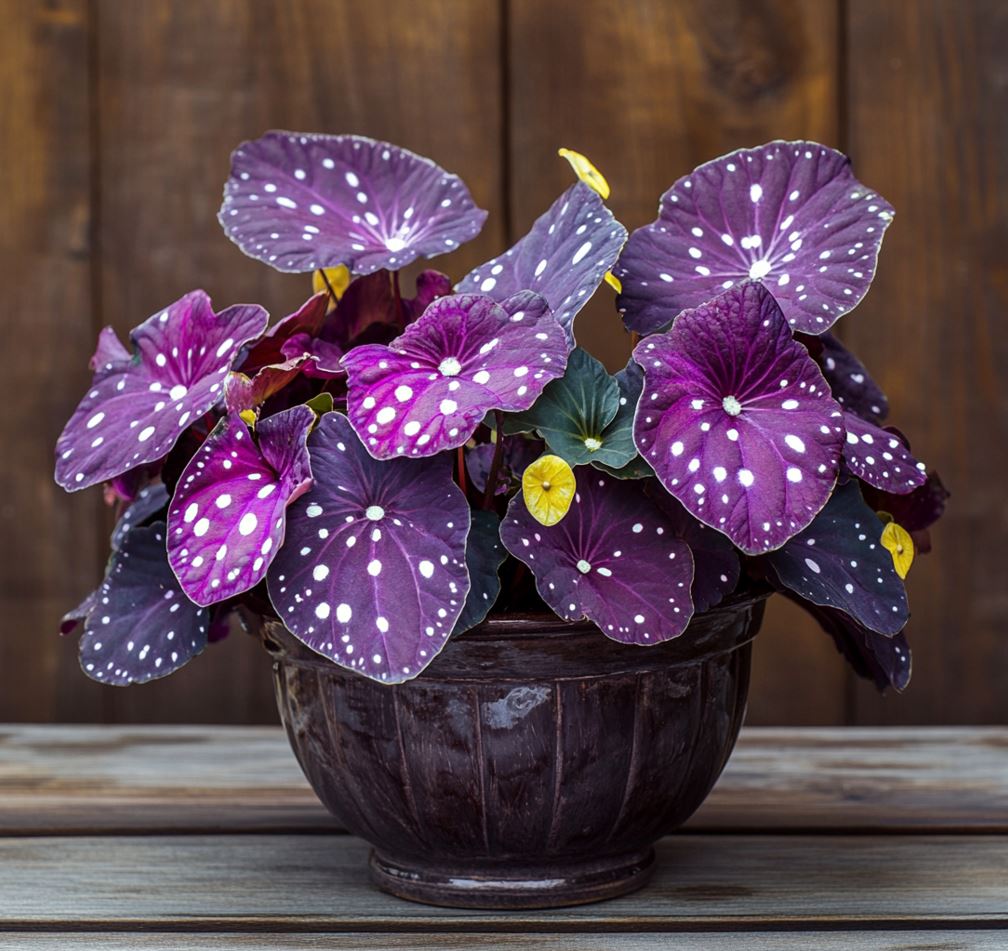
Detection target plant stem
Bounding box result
[391,269,402,319]
[316,268,338,305]
[482,410,506,510]
[456,445,468,497]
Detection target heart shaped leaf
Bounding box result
[342,292,569,459]
[56,291,268,491]
[633,282,843,553]
[219,131,487,275]
[167,406,314,606]
[456,182,627,343]
[452,510,506,636]
[843,412,926,494]
[79,523,209,685]
[764,480,908,635]
[267,412,470,683]
[615,141,894,336]
[500,471,694,644]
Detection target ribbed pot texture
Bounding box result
[262,591,767,909]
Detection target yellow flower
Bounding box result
[238,408,258,429]
[312,265,351,302]
[880,521,915,579]
[558,148,610,200]
[604,271,622,294]
[522,454,576,527]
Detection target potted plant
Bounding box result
[56,132,946,908]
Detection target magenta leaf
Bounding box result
[500,471,695,644]
[764,480,907,635]
[615,141,894,336]
[456,182,627,343]
[633,283,843,553]
[219,131,487,274]
[56,291,268,491]
[167,406,314,606]
[267,412,470,683]
[843,413,926,495]
[817,332,888,423]
[90,326,130,369]
[79,523,209,685]
[342,292,569,459]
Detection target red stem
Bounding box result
[456,445,468,497]
[316,268,338,305]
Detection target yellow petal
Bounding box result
[238,409,257,429]
[604,271,622,294]
[522,454,577,527]
[558,147,610,200]
[881,522,915,579]
[312,265,351,301]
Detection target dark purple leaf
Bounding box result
[406,270,453,323]
[56,291,268,491]
[110,482,170,550]
[615,140,894,336]
[764,480,907,635]
[279,336,344,378]
[219,131,487,275]
[453,510,506,636]
[267,412,470,683]
[863,470,949,554]
[633,282,843,553]
[500,471,694,644]
[167,406,314,606]
[224,358,310,414]
[466,435,543,496]
[60,589,99,636]
[241,293,328,373]
[817,332,888,422]
[342,292,569,459]
[843,412,926,495]
[79,523,209,685]
[456,182,627,343]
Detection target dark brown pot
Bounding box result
[262,591,767,909]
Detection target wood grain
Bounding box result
[843,1,1008,725]
[1,833,1005,929]
[1,725,1003,835]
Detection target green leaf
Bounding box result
[305,392,334,416]
[452,510,506,636]
[592,359,652,478]
[503,348,624,466]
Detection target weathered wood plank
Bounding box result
[2,725,1004,835]
[8,932,1007,950]
[1,834,1005,928]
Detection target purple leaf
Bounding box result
[225,358,311,414]
[765,480,907,635]
[279,336,345,378]
[615,140,894,336]
[466,435,543,496]
[500,471,694,644]
[633,282,843,553]
[110,482,170,550]
[843,412,926,495]
[406,270,453,323]
[862,470,949,554]
[60,589,99,636]
[90,326,130,370]
[267,412,470,683]
[456,182,627,343]
[453,510,506,636]
[79,523,209,685]
[816,332,888,423]
[56,291,268,491]
[167,406,314,606]
[219,131,487,275]
[241,293,328,373]
[342,292,569,459]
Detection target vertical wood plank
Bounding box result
[507,0,849,724]
[0,0,107,722]
[91,0,505,722]
[845,0,1008,723]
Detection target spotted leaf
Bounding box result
[863,470,949,553]
[633,282,843,553]
[55,291,268,491]
[843,413,926,494]
[817,332,888,423]
[219,131,487,275]
[267,412,470,683]
[456,182,627,343]
[453,510,506,636]
[764,480,908,635]
[110,482,170,551]
[501,471,695,645]
[342,292,568,459]
[79,523,209,685]
[615,140,894,336]
[167,406,314,606]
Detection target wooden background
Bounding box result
[2,0,1004,726]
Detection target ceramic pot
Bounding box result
[262,590,767,909]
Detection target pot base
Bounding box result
[369,847,656,909]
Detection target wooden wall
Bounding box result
[2,0,1004,725]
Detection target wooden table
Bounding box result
[0,725,1005,949]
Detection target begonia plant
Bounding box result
[57,132,945,690]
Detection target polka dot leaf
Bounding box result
[633,282,844,554]
[456,182,627,344]
[452,510,506,636]
[342,292,569,460]
[816,332,889,423]
[79,523,209,685]
[167,406,315,607]
[614,140,894,336]
[55,290,269,492]
[764,480,908,635]
[266,412,470,684]
[843,412,926,495]
[500,471,695,645]
[219,131,488,275]
[110,482,169,551]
